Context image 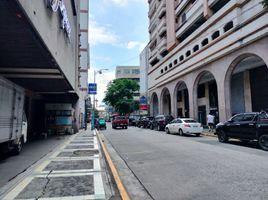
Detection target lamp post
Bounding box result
[91,69,108,130]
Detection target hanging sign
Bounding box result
[48,0,60,12]
[59,0,71,39]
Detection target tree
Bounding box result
[262,0,268,8]
[103,78,139,115]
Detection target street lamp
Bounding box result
[91,69,108,130]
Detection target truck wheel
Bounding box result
[258,134,268,151]
[217,130,228,143]
[125,126,128,129]
[13,138,23,155]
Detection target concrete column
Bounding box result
[188,84,195,119]
[244,70,252,112]
[170,89,176,117]
[205,83,210,115]
[203,0,212,19]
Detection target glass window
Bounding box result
[232,114,244,122]
[123,69,130,74]
[183,119,197,123]
[242,114,255,121]
[117,70,121,74]
[132,69,140,74]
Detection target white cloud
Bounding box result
[89,15,119,45]
[88,67,115,105]
[125,41,147,52]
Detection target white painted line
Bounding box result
[39,194,104,200]
[35,172,96,177]
[3,177,33,200]
[94,172,106,199]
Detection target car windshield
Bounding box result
[183,119,197,123]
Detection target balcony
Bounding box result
[148,3,157,18]
[158,37,167,55]
[158,17,167,37]
[175,0,191,15]
[175,0,203,39]
[157,0,166,19]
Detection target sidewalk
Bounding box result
[0,130,114,200]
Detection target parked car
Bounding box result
[215,112,268,151]
[165,118,203,136]
[148,117,155,129]
[112,116,129,129]
[137,116,154,128]
[151,115,174,131]
[128,115,141,126]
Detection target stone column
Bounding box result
[203,0,212,19]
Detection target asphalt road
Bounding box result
[103,124,268,200]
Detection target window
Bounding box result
[242,114,255,121]
[123,69,130,74]
[186,50,191,57]
[161,69,164,74]
[169,63,172,68]
[211,30,220,40]
[179,55,184,61]
[165,66,168,71]
[117,70,121,74]
[132,69,140,74]
[174,59,178,65]
[193,45,199,52]
[232,114,244,122]
[202,38,209,47]
[181,13,186,24]
[224,21,233,32]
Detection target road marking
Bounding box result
[96,129,131,200]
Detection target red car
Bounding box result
[112,116,128,129]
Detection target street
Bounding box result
[102,123,268,200]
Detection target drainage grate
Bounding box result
[65,145,94,149]
[57,150,99,157]
[44,160,94,171]
[16,175,94,199]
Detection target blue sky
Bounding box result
[89,0,149,105]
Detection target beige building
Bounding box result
[0,0,89,137]
[115,66,140,101]
[148,0,268,124]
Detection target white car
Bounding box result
[165,118,203,136]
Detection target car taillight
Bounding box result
[184,124,191,128]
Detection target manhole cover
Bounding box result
[65,145,94,149]
[16,175,94,199]
[44,160,94,171]
[57,150,99,157]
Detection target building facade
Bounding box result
[0,0,88,138]
[148,0,268,124]
[115,66,140,101]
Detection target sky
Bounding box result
[88,0,149,106]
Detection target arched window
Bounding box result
[202,38,209,47]
[211,30,220,40]
[161,69,164,74]
[169,63,172,68]
[174,59,178,65]
[224,21,233,32]
[186,50,191,57]
[193,45,199,52]
[165,66,168,71]
[179,55,184,61]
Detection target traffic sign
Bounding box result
[88,83,97,94]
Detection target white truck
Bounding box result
[0,76,27,155]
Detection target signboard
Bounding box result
[139,104,148,110]
[139,96,147,104]
[88,83,97,94]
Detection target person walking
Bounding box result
[207,112,215,132]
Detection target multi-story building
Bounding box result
[0,0,88,138]
[139,45,150,115]
[147,0,268,124]
[115,66,140,101]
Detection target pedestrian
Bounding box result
[207,112,215,132]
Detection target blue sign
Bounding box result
[139,96,147,104]
[88,83,97,94]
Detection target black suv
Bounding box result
[151,115,174,131]
[215,112,268,151]
[137,116,154,128]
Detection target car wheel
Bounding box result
[125,126,128,129]
[157,125,161,131]
[165,128,170,134]
[179,129,183,136]
[150,124,153,130]
[13,138,23,155]
[258,134,268,151]
[217,130,228,143]
[195,133,201,137]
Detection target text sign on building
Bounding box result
[88,83,97,94]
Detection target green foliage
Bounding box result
[262,0,268,8]
[103,78,140,115]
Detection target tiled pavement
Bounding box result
[1,130,107,200]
